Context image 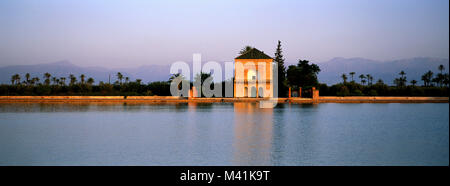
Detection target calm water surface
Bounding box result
[0,102,448,165]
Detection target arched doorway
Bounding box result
[258,87,264,97]
[251,87,257,97]
[244,87,248,97]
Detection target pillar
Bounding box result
[256,82,259,98]
[192,86,198,98]
[189,88,193,99]
[288,87,291,98]
[312,87,319,102]
[299,87,302,98]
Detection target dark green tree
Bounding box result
[376,79,384,85]
[274,40,287,97]
[52,77,57,85]
[69,74,77,85]
[11,74,20,85]
[437,65,446,87]
[25,73,30,85]
[116,72,123,85]
[239,46,254,55]
[439,64,445,74]
[366,74,373,85]
[410,80,417,86]
[87,77,94,85]
[443,74,449,87]
[349,72,355,82]
[421,70,433,87]
[60,77,66,86]
[359,74,366,85]
[194,72,212,97]
[80,74,85,84]
[341,73,348,84]
[286,59,320,88]
[44,72,51,85]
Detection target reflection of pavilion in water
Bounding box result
[232,102,274,165]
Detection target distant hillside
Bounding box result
[0,57,448,85]
[316,57,449,85]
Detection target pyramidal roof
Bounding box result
[235,48,273,59]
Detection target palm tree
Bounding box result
[341,73,348,84]
[169,73,185,90]
[421,71,433,87]
[444,74,449,87]
[30,78,35,85]
[31,77,40,85]
[60,77,66,86]
[25,73,30,85]
[438,64,445,74]
[125,77,129,84]
[362,79,367,85]
[398,71,407,87]
[436,73,445,87]
[359,74,366,85]
[366,74,373,85]
[80,74,85,84]
[437,65,446,87]
[410,80,417,86]
[15,74,20,85]
[116,72,123,84]
[239,46,254,55]
[11,75,15,85]
[349,72,355,82]
[169,73,185,83]
[44,72,51,85]
[11,74,20,85]
[421,74,428,86]
[399,71,406,79]
[52,77,57,85]
[432,77,440,86]
[69,74,77,85]
[376,79,384,85]
[87,77,94,85]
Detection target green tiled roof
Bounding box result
[235,48,273,59]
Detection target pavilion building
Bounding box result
[234,48,274,98]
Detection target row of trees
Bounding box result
[337,66,449,88]
[3,72,170,96]
[316,65,449,97]
[319,81,448,97]
[341,72,375,85]
[10,73,96,86]
[9,72,150,87]
[341,65,449,87]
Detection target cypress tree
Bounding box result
[274,40,287,97]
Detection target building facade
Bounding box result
[234,48,274,98]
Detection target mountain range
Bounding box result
[0,57,448,85]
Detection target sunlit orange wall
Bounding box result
[234,59,273,97]
[234,59,273,80]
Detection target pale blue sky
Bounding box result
[0,0,448,67]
